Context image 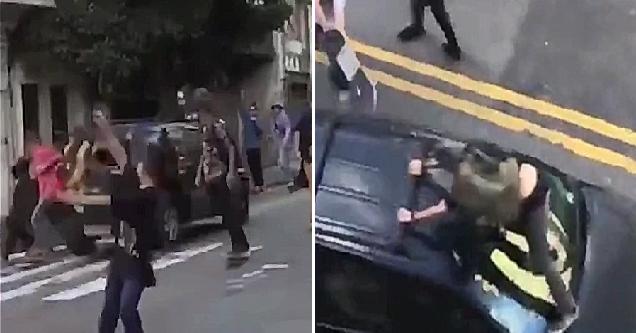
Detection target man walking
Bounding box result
[241,103,265,193]
[289,104,312,193]
[397,0,462,61]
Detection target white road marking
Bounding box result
[41,278,107,302]
[7,238,113,261]
[242,270,263,279]
[2,261,108,301]
[1,257,84,285]
[8,245,67,261]
[226,284,244,291]
[262,264,289,270]
[41,242,223,302]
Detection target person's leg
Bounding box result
[280,146,293,181]
[398,0,427,41]
[524,193,577,317]
[297,158,308,187]
[119,274,146,333]
[2,215,17,261]
[247,148,264,189]
[304,159,312,190]
[220,194,250,255]
[99,266,123,333]
[16,216,34,252]
[351,69,376,113]
[27,202,56,259]
[429,0,461,60]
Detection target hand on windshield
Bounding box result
[431,199,448,214]
[397,207,413,223]
[400,199,448,224]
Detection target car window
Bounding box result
[316,124,420,247]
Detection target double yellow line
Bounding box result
[316,41,636,175]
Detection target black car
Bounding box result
[315,110,636,333]
[81,120,250,245]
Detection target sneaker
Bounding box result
[442,43,462,61]
[398,24,426,42]
[22,248,52,263]
[288,182,302,193]
[548,307,579,333]
[226,250,251,260]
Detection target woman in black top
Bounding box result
[94,114,159,333]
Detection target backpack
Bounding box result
[451,155,521,227]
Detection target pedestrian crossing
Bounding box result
[0,241,223,303]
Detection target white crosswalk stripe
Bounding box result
[43,242,223,302]
[0,242,224,303]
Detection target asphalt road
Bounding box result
[0,187,311,333]
[316,0,636,201]
[316,1,636,332]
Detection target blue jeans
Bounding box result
[99,261,145,333]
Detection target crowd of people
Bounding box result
[1,100,312,332]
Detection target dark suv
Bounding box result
[314,110,593,332]
[82,120,250,244]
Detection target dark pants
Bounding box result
[294,155,310,189]
[222,204,250,253]
[2,214,34,260]
[99,262,145,333]
[516,190,576,316]
[209,184,250,253]
[246,148,264,187]
[411,0,458,47]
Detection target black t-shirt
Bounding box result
[110,165,158,286]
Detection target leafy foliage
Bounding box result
[15,0,292,94]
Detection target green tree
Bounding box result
[13,0,292,119]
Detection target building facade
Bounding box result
[282,0,311,108]
[1,0,93,218]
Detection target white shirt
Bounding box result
[317,0,347,33]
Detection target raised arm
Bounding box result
[93,113,127,170]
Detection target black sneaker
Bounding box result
[398,24,426,42]
[548,307,579,333]
[442,43,462,61]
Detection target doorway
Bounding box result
[21,83,39,144]
[50,85,68,148]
